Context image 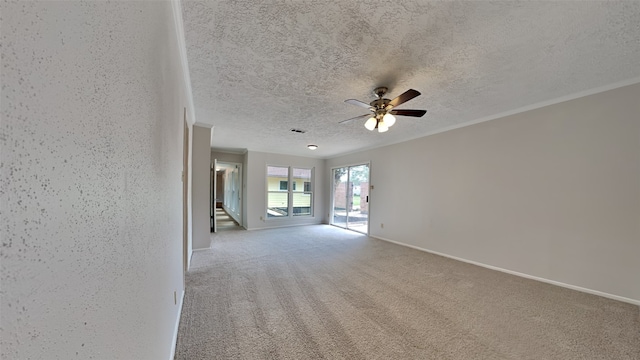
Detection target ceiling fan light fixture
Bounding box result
[307,144,318,150]
[364,117,377,131]
[340,87,426,133]
[377,120,389,133]
[383,113,396,127]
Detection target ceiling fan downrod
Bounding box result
[373,86,388,99]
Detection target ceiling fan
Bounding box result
[340,87,427,132]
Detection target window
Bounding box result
[292,168,312,216]
[266,166,313,218]
[267,166,289,217]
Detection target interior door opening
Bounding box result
[212,161,242,231]
[331,164,370,234]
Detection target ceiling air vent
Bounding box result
[290,128,307,134]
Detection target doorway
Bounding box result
[212,161,242,231]
[331,163,370,234]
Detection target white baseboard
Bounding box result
[169,289,186,360]
[370,235,640,306]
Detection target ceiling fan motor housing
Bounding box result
[371,98,391,120]
[371,87,392,113]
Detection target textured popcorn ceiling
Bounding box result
[182,1,640,158]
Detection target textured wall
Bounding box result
[211,150,244,164]
[1,1,189,358]
[326,83,640,303]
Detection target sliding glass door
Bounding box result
[331,164,369,233]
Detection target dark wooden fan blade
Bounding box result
[389,109,427,117]
[386,89,421,109]
[345,99,373,109]
[339,114,371,124]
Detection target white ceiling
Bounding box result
[182,1,640,158]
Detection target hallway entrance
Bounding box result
[211,160,242,232]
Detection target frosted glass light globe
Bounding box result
[377,120,389,132]
[383,113,396,127]
[364,117,377,131]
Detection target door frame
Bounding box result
[212,159,217,233]
[182,109,189,275]
[330,162,371,235]
[213,160,243,228]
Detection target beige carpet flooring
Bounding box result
[175,225,640,359]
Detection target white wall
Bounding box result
[192,125,212,249]
[246,151,326,230]
[1,1,191,359]
[326,83,640,303]
[211,150,245,164]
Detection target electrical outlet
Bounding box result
[381,223,384,228]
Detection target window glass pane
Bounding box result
[292,168,312,216]
[293,192,312,216]
[267,166,289,218]
[268,166,289,191]
[267,192,288,217]
[292,168,312,192]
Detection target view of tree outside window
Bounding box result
[332,164,369,233]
